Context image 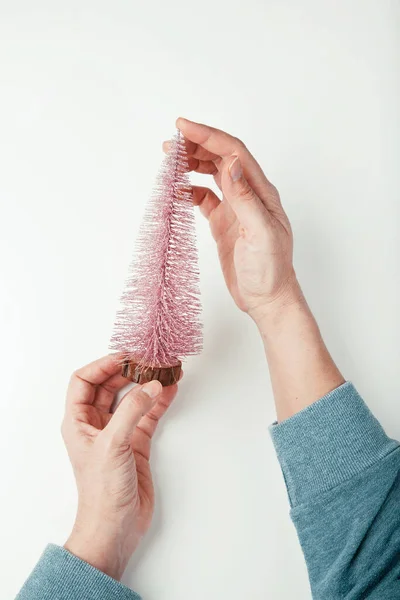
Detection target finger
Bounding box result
[176,118,239,157]
[214,170,222,190]
[163,138,222,189]
[163,139,219,162]
[66,354,122,408]
[221,155,270,234]
[192,186,221,219]
[132,370,182,457]
[187,157,219,175]
[105,380,162,445]
[93,372,130,413]
[176,118,280,212]
[135,384,178,442]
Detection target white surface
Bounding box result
[0,1,399,598]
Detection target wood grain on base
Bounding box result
[122,360,182,387]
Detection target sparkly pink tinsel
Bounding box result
[110,130,202,368]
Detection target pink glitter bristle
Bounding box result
[110,130,203,370]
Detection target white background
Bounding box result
[1,1,399,598]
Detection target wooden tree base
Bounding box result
[122,360,182,387]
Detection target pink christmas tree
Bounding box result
[110,130,202,385]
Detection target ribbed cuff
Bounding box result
[16,544,141,600]
[270,382,399,508]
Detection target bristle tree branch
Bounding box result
[110,131,202,385]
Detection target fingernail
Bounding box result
[141,380,162,399]
[229,156,242,182]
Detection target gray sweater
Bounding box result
[16,383,400,599]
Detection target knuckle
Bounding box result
[69,370,80,385]
[269,183,279,197]
[233,136,246,150]
[104,429,128,456]
[237,183,255,203]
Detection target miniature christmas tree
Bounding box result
[110,130,202,386]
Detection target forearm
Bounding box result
[270,382,400,597]
[252,280,344,422]
[255,282,400,597]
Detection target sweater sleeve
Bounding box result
[270,382,400,600]
[16,544,141,600]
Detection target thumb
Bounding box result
[105,380,162,445]
[222,155,270,234]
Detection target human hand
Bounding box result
[62,354,178,580]
[164,118,303,324]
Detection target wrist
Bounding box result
[248,277,307,331]
[64,514,140,581]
